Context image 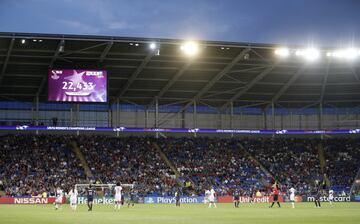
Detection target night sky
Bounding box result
[1,0,360,46]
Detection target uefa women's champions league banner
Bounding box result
[2,125,360,135]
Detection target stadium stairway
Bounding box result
[317,143,331,187]
[152,142,198,192]
[237,143,274,186]
[350,167,360,194]
[153,143,182,179]
[70,141,93,179]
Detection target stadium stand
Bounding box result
[242,138,323,195]
[323,138,360,192]
[158,137,272,196]
[77,136,178,196]
[1,134,359,197]
[0,135,86,196]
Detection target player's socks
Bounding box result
[269,202,274,208]
[292,202,295,208]
[277,202,281,208]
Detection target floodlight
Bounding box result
[331,48,358,60]
[180,41,199,56]
[21,39,26,44]
[274,48,290,57]
[149,42,157,50]
[295,48,320,61]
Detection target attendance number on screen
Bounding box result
[62,82,96,91]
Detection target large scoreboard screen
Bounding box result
[48,69,107,102]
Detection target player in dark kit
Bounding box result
[86,184,95,211]
[175,190,181,207]
[233,189,240,208]
[269,186,281,208]
[314,181,323,208]
[127,189,135,207]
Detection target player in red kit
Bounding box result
[269,185,281,208]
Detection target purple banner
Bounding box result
[0,125,358,135]
[48,69,107,102]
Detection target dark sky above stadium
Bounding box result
[1,0,360,47]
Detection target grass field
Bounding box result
[0,203,359,224]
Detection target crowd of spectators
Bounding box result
[323,138,360,190]
[0,135,86,196]
[77,136,177,196]
[242,138,322,195]
[0,135,359,197]
[157,137,272,196]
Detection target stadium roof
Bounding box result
[0,32,360,110]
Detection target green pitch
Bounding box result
[0,203,359,224]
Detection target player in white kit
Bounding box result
[204,190,210,204]
[289,187,296,208]
[114,183,122,210]
[328,189,334,205]
[68,187,78,211]
[55,187,63,210]
[208,188,217,208]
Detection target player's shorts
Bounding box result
[70,197,77,205]
[273,194,279,201]
[234,196,239,201]
[115,194,122,202]
[55,197,62,204]
[329,196,333,201]
[87,196,94,202]
[208,196,215,203]
[290,195,295,201]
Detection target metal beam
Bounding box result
[202,86,245,99]
[49,39,65,68]
[320,62,330,102]
[36,40,65,98]
[270,65,307,103]
[221,64,277,109]
[112,52,153,104]
[59,42,108,57]
[149,61,192,106]
[157,48,251,126]
[0,38,15,85]
[192,48,251,101]
[350,67,360,82]
[99,41,113,63]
